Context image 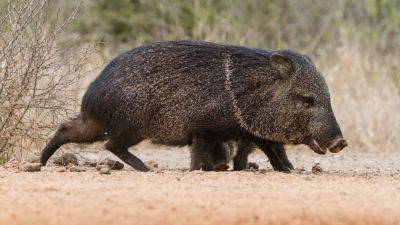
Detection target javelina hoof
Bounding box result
[212,162,229,171]
[312,163,323,174]
[21,163,41,172]
[98,158,124,170]
[246,162,259,170]
[69,166,86,172]
[53,153,78,166]
[99,165,111,175]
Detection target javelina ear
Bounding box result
[270,53,294,77]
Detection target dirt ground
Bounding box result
[1,147,400,225]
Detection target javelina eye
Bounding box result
[295,95,315,108]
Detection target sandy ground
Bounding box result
[1,147,400,225]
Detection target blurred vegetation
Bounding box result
[70,0,400,53]
[67,0,400,153]
[66,0,400,86]
[68,0,400,153]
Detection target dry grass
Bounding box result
[321,46,400,152]
[0,0,99,162]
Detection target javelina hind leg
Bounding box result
[233,140,253,171]
[254,140,291,173]
[105,135,149,172]
[190,149,202,171]
[209,142,230,171]
[40,116,106,166]
[190,136,212,171]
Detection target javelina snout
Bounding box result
[307,107,347,154]
[308,136,347,155]
[328,138,347,153]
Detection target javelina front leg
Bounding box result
[105,136,149,172]
[273,144,294,170]
[254,140,292,173]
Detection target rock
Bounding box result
[146,160,159,168]
[82,161,97,167]
[21,163,41,172]
[53,153,78,166]
[246,162,259,170]
[312,163,323,174]
[56,167,67,173]
[99,165,111,175]
[98,158,124,170]
[69,166,86,172]
[96,164,103,171]
[27,155,40,163]
[295,167,306,174]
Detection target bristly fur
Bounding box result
[81,41,271,145]
[40,40,344,172]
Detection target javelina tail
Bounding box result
[40,115,106,166]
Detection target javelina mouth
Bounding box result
[328,138,348,153]
[308,138,327,155]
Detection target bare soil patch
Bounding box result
[1,148,400,225]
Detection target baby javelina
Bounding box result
[190,140,293,172]
[40,41,347,173]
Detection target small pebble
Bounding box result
[246,162,259,170]
[98,158,124,170]
[99,165,111,175]
[21,163,41,172]
[146,160,159,168]
[53,153,78,166]
[56,167,67,173]
[69,166,86,172]
[296,167,306,174]
[82,161,97,167]
[312,163,323,174]
[96,164,103,171]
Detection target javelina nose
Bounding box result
[328,137,347,153]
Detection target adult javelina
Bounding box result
[40,40,347,172]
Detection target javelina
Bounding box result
[40,40,347,172]
[191,140,293,172]
[190,140,241,171]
